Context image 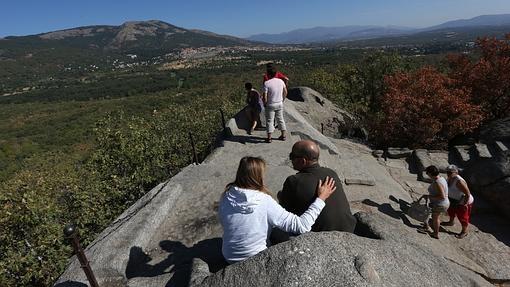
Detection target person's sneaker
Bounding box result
[440,221,454,226]
[455,232,468,239]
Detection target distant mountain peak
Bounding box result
[246,13,510,44]
[246,25,412,44]
[37,21,181,43]
[108,20,188,48]
[5,19,256,51]
[426,14,510,31]
[119,20,180,31]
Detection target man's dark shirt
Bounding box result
[278,164,356,232]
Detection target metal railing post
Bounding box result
[189,132,199,164]
[63,224,99,287]
[219,109,226,129]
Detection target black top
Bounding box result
[278,164,356,232]
[246,90,261,110]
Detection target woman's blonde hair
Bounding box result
[226,156,270,194]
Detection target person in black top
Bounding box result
[278,140,356,233]
[244,82,262,135]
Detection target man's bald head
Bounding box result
[292,140,320,162]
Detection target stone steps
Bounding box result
[473,143,492,159]
[495,141,509,153]
[381,141,508,178]
[452,145,471,165]
[450,141,510,167]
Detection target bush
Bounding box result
[358,52,407,113]
[0,153,109,286]
[370,67,484,148]
[447,34,510,122]
[308,52,406,115]
[90,112,180,205]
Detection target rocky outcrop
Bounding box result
[193,213,492,287]
[55,87,510,287]
[287,87,367,140]
[480,117,510,143]
[463,148,510,219]
[450,117,510,219]
[372,155,510,284]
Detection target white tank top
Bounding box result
[448,175,474,204]
[428,177,449,207]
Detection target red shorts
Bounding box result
[447,203,473,226]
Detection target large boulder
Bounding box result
[480,117,510,143]
[462,117,510,219]
[463,153,510,219]
[287,87,367,140]
[411,149,449,180]
[385,147,412,159]
[193,213,491,287]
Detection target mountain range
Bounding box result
[0,20,253,54]
[1,14,510,58]
[246,14,510,44]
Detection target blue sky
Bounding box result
[1,0,510,37]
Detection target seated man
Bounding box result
[278,140,356,233]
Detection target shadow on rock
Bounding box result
[225,134,266,144]
[125,238,227,287]
[362,197,421,229]
[470,211,510,248]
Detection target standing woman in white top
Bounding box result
[262,69,287,143]
[219,156,336,263]
[441,164,474,239]
[420,165,449,239]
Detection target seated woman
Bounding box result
[419,165,449,239]
[441,164,474,239]
[219,156,336,263]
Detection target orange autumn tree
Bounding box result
[448,34,510,121]
[370,67,483,148]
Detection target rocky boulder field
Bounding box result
[55,88,510,287]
